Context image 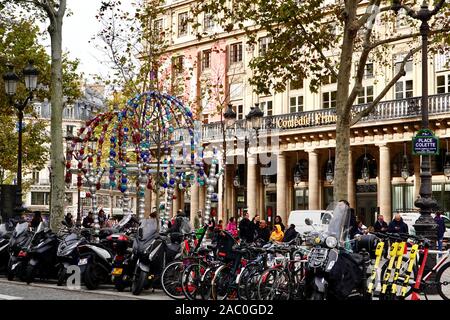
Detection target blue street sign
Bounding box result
[412,129,439,155]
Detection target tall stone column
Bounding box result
[199,185,206,214]
[378,143,392,221]
[190,181,199,223]
[414,155,421,204]
[348,149,356,209]
[308,149,320,210]
[247,154,258,217]
[144,188,152,218]
[276,152,287,224]
[172,188,180,217]
[218,173,224,222]
[179,190,185,214]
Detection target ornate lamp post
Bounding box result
[326,148,334,183]
[393,0,446,240]
[362,146,370,184]
[2,61,39,215]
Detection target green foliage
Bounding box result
[0,17,80,183]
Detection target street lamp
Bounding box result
[2,61,39,215]
[362,146,370,184]
[326,148,334,183]
[223,103,237,128]
[401,142,410,181]
[293,162,302,185]
[393,0,446,241]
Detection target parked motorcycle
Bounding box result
[78,214,139,290]
[108,214,137,292]
[23,222,60,284]
[130,219,182,295]
[0,222,14,273]
[7,221,33,281]
[304,201,376,300]
[56,221,89,286]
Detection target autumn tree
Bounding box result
[192,0,450,202]
[0,1,81,230]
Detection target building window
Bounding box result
[321,74,337,85]
[229,83,243,101]
[437,74,450,94]
[290,96,304,113]
[154,19,164,37]
[201,49,211,71]
[260,101,272,116]
[31,192,50,205]
[395,80,413,99]
[204,11,214,30]
[178,12,188,37]
[66,125,74,137]
[322,91,336,109]
[172,56,184,76]
[290,78,303,90]
[259,36,271,56]
[230,42,243,64]
[357,86,374,104]
[237,104,244,120]
[32,171,40,184]
[364,63,374,78]
[394,57,413,74]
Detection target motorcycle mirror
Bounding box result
[305,218,313,226]
[138,227,143,239]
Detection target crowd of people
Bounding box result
[21,203,447,250]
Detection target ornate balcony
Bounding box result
[201,93,450,141]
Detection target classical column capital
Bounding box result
[376,142,390,149]
[305,148,317,154]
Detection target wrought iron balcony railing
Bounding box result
[201,93,450,141]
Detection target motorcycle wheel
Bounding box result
[57,266,66,286]
[131,268,147,296]
[7,260,15,281]
[84,263,101,290]
[114,278,127,292]
[25,265,35,285]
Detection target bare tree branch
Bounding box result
[350,46,421,126]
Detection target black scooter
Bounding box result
[23,222,60,284]
[7,221,33,281]
[131,219,182,295]
[56,221,89,286]
[0,222,14,273]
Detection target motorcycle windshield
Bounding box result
[325,202,350,245]
[0,224,6,237]
[117,214,132,229]
[65,233,79,243]
[35,222,46,234]
[14,222,29,237]
[139,219,158,241]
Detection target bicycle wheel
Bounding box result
[211,265,237,300]
[237,265,255,300]
[436,262,450,300]
[161,261,186,300]
[380,256,417,299]
[258,268,291,300]
[200,266,217,300]
[182,263,207,300]
[245,266,264,300]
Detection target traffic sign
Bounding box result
[412,129,439,155]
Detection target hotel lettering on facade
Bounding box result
[151,0,450,226]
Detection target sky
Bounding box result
[62,0,110,82]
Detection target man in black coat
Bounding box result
[283,224,299,242]
[388,214,408,234]
[374,214,388,233]
[239,212,254,243]
[256,220,271,243]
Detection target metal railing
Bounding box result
[201,93,450,140]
